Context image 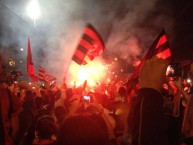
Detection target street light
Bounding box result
[27,0,41,27]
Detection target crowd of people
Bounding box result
[0,56,193,145]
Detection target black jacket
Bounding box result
[128,88,169,145]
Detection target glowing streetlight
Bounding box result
[27,0,41,26]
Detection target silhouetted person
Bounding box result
[56,114,109,145]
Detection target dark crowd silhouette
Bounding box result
[0,56,193,145]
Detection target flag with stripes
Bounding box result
[38,66,57,84]
[126,29,172,94]
[72,23,105,65]
[131,29,172,80]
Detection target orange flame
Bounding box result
[67,58,108,88]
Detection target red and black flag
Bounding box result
[72,23,105,65]
[27,38,38,82]
[126,29,172,94]
[39,66,57,84]
[130,29,172,80]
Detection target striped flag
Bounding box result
[72,23,105,65]
[38,66,57,84]
[131,29,172,80]
[126,29,172,94]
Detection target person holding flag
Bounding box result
[127,56,170,145]
[123,29,173,145]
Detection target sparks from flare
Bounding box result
[67,58,108,88]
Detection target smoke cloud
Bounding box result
[0,0,174,82]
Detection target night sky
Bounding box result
[0,0,193,80]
